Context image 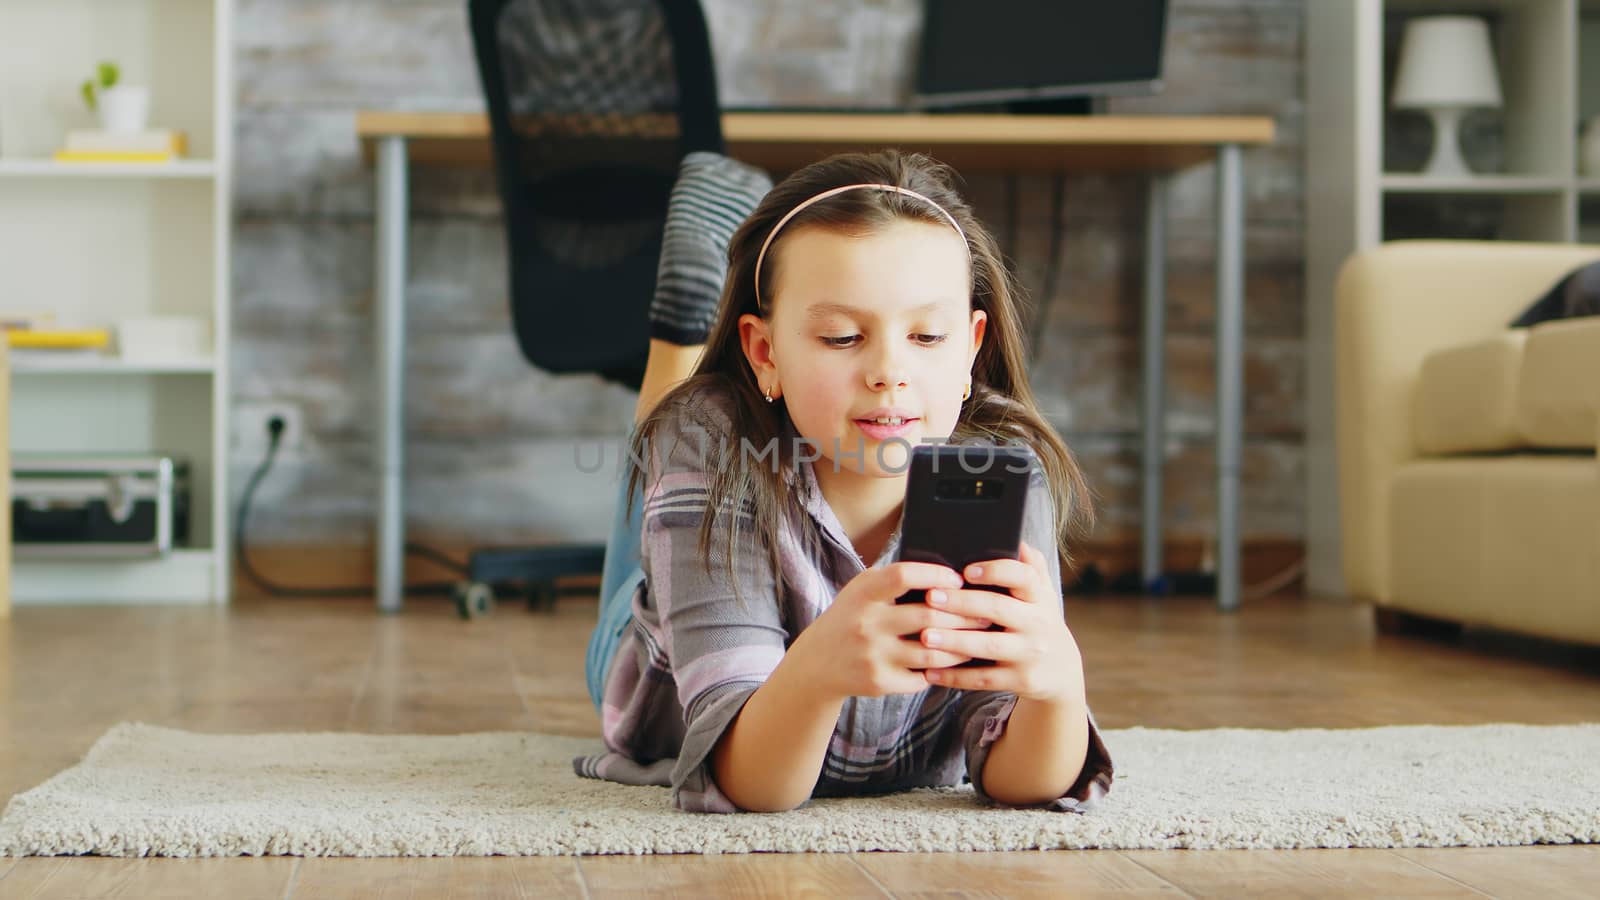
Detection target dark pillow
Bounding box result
[1511,259,1600,327]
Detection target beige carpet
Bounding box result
[3,722,1597,857]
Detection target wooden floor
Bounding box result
[2,593,1597,898]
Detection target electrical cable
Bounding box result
[234,418,466,598]
[1003,172,1020,260]
[1242,557,1307,602]
[402,542,470,577]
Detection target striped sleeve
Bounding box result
[649,152,773,346]
[643,395,789,812]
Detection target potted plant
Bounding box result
[80,62,149,134]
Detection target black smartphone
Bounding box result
[894,443,1034,667]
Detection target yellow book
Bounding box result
[7,330,111,349]
[53,150,178,164]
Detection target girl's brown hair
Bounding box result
[629,150,1094,597]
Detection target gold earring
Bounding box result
[962,382,972,401]
[764,386,775,403]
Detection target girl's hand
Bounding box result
[792,562,997,701]
[917,542,1087,706]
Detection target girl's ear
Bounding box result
[738,313,780,398]
[967,308,987,370]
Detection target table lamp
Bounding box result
[1392,16,1502,177]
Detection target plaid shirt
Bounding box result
[575,386,1114,813]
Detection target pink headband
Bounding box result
[752,183,969,311]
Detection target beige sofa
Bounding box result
[1336,241,1600,646]
[1,341,8,619]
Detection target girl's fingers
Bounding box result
[883,562,964,595]
[964,544,1052,604]
[919,626,1024,662]
[888,604,992,635]
[923,664,1021,692]
[891,643,972,671]
[961,558,1038,598]
[926,587,1027,629]
[1018,542,1052,580]
[930,610,992,631]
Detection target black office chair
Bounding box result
[459,0,725,618]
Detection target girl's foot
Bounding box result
[636,152,772,423]
[648,152,772,345]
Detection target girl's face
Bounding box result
[740,219,985,478]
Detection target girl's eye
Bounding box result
[819,333,947,348]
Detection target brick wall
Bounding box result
[231,0,1305,553]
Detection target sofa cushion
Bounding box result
[1515,317,1600,450]
[1389,455,1600,644]
[1413,331,1526,455]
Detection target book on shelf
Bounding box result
[5,328,111,350]
[53,129,188,164]
[53,150,180,163]
[64,129,187,154]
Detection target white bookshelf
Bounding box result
[1306,0,1600,597]
[0,160,219,179]
[0,0,233,605]
[1378,174,1571,193]
[9,356,217,375]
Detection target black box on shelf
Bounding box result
[11,455,191,558]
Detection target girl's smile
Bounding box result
[852,407,919,443]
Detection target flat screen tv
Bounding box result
[913,1,1170,110]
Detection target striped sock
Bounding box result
[650,151,773,345]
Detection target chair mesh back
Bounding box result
[474,0,721,386]
[493,0,681,270]
[497,0,676,117]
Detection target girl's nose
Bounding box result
[868,337,910,391]
[869,364,910,392]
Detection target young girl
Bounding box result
[577,150,1113,814]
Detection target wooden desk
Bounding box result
[357,112,1276,613]
[359,111,1272,173]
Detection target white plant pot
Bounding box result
[97,85,150,134]
[115,316,212,363]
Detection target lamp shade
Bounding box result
[1392,16,1502,109]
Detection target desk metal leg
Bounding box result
[375,136,409,614]
[1141,176,1168,590]
[1215,143,1244,612]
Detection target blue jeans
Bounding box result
[585,434,647,711]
